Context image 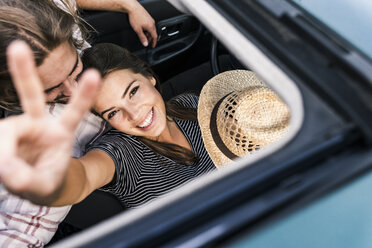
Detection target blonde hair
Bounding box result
[0,0,87,112]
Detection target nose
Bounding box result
[121,102,140,121]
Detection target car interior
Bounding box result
[49,0,246,243]
[19,0,372,246]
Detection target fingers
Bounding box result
[135,25,158,48]
[60,69,101,132]
[0,156,63,206]
[128,4,157,48]
[0,118,32,196]
[0,157,34,193]
[136,28,150,47]
[0,117,18,160]
[6,41,45,118]
[147,25,158,48]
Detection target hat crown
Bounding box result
[197,70,291,167]
[216,86,290,157]
[234,87,289,130]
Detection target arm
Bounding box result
[52,150,116,206]
[77,0,158,47]
[0,41,102,206]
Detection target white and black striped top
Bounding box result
[87,94,216,208]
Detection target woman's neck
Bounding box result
[146,118,191,151]
[151,118,176,143]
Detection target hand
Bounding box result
[128,2,158,48]
[0,41,101,205]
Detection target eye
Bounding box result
[44,87,56,94]
[108,110,119,120]
[76,71,83,82]
[129,86,139,97]
[44,82,63,94]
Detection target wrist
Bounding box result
[119,0,140,13]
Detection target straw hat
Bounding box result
[198,70,290,168]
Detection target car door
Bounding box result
[81,0,204,67]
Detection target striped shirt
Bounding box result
[88,94,216,208]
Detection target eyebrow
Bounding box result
[100,107,114,117]
[100,80,136,117]
[122,80,136,99]
[44,82,63,94]
[44,51,79,93]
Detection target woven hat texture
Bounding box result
[198,70,290,168]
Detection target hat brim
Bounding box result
[198,70,269,168]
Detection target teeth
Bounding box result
[138,109,153,128]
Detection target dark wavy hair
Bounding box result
[82,43,198,165]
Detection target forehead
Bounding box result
[93,69,140,109]
[36,42,77,90]
[104,69,136,84]
[95,69,134,98]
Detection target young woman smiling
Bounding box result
[80,43,216,208]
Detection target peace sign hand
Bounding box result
[0,41,101,205]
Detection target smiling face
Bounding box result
[37,42,83,103]
[93,69,167,139]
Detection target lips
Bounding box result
[137,108,154,129]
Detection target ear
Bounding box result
[150,76,156,86]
